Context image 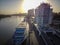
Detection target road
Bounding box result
[29,23,45,45]
[29,23,39,45]
[29,30,39,45]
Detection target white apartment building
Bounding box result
[35,3,53,31]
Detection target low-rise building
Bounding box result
[28,9,35,23]
[13,22,29,45]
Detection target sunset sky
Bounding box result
[0,0,60,14]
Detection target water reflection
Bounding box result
[0,16,24,45]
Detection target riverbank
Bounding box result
[0,13,27,19]
[0,15,11,19]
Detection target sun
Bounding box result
[23,0,48,13]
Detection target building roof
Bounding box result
[37,3,51,9]
[17,22,27,28]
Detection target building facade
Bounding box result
[28,9,35,23]
[35,3,53,31]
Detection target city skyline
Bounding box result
[0,0,60,14]
[0,1,60,45]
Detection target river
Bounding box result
[0,16,24,45]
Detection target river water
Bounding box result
[0,16,24,45]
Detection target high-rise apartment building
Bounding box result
[35,3,53,31]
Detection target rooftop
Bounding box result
[17,22,27,28]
